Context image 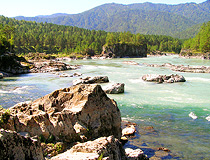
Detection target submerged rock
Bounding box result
[1,84,121,143]
[59,73,73,77]
[0,129,44,160]
[142,74,186,83]
[73,76,109,85]
[123,61,139,65]
[104,83,125,94]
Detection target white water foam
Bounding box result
[129,78,144,83]
[13,86,31,94]
[0,90,10,93]
[187,77,210,82]
[0,86,34,94]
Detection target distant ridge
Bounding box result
[14,0,210,38]
[36,13,69,18]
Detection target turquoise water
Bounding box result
[1,55,210,159]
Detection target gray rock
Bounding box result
[104,83,125,94]
[30,60,80,73]
[73,76,109,85]
[142,74,186,83]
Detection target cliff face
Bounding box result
[0,53,29,74]
[1,84,121,143]
[101,43,147,58]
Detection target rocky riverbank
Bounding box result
[0,53,80,78]
[180,49,210,60]
[0,53,30,76]
[29,60,80,73]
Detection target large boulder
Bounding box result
[1,84,121,143]
[0,129,44,160]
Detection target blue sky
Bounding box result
[0,0,206,17]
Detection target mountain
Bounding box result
[14,1,210,38]
[173,23,202,39]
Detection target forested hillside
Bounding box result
[183,21,210,53]
[173,24,202,39]
[0,23,14,54]
[0,16,183,56]
[14,1,210,38]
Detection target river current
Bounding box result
[1,55,210,159]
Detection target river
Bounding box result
[1,55,210,159]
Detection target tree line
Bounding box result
[183,21,210,53]
[0,23,14,54]
[0,16,183,57]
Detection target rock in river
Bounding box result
[103,83,125,94]
[30,60,79,73]
[73,76,109,85]
[142,74,186,83]
[1,84,121,143]
[122,125,136,136]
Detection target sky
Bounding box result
[0,0,207,17]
